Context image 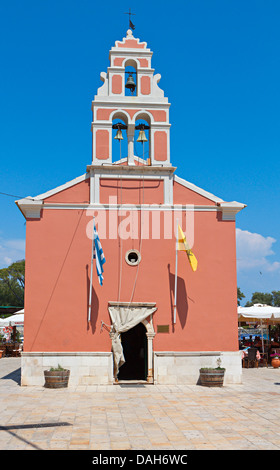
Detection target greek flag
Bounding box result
[93,220,106,285]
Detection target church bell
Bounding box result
[137,129,148,142]
[114,128,123,140]
[125,74,136,93]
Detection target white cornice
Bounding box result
[15,200,245,219]
[86,164,176,176]
[107,66,155,74]
[15,198,43,219]
[40,203,220,212]
[92,101,170,108]
[109,49,153,58]
[217,201,247,220]
[92,97,170,105]
[14,170,246,222]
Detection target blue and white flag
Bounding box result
[93,220,106,285]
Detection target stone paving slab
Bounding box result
[1,357,280,451]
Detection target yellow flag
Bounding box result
[177,225,198,272]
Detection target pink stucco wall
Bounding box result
[112,75,122,94]
[96,130,110,159]
[23,177,239,353]
[154,131,167,161]
[99,178,164,205]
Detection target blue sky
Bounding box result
[0,0,279,304]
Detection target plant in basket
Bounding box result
[199,358,226,387]
[44,364,70,388]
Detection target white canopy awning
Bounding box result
[238,304,280,322]
[0,312,24,327]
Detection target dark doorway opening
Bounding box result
[118,322,147,381]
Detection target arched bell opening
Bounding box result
[112,113,128,163]
[135,114,151,164]
[124,59,137,97]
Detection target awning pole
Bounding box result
[261,319,264,354]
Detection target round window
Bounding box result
[125,249,141,266]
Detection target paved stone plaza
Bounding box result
[1,357,280,450]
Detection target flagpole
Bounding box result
[174,219,179,324]
[88,216,95,323]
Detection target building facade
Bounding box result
[17,29,245,386]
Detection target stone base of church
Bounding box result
[154,351,242,385]
[21,352,114,386]
[21,350,242,386]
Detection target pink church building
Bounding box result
[17,29,245,386]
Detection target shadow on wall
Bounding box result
[168,263,189,331]
[86,264,99,334]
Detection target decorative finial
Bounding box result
[124,8,135,31]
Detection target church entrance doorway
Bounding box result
[108,301,156,383]
[118,322,147,381]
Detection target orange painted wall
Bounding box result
[139,58,149,67]
[173,181,216,206]
[96,108,116,121]
[154,131,167,161]
[112,75,122,94]
[23,177,239,353]
[117,39,145,49]
[141,76,150,95]
[99,179,164,205]
[44,179,90,203]
[148,110,166,122]
[96,130,109,159]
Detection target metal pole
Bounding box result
[88,217,95,323]
[261,318,264,354]
[173,219,179,324]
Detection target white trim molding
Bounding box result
[87,163,176,205]
[218,201,247,220]
[15,198,43,219]
[15,164,246,221]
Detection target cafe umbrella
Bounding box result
[238,304,280,354]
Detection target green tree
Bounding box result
[272,291,280,307]
[0,260,25,306]
[245,291,274,307]
[237,287,245,306]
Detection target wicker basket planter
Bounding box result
[199,368,225,387]
[44,366,70,388]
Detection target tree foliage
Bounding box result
[0,260,25,306]
[237,287,245,306]
[245,290,280,307]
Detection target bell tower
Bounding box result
[91,29,171,166]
